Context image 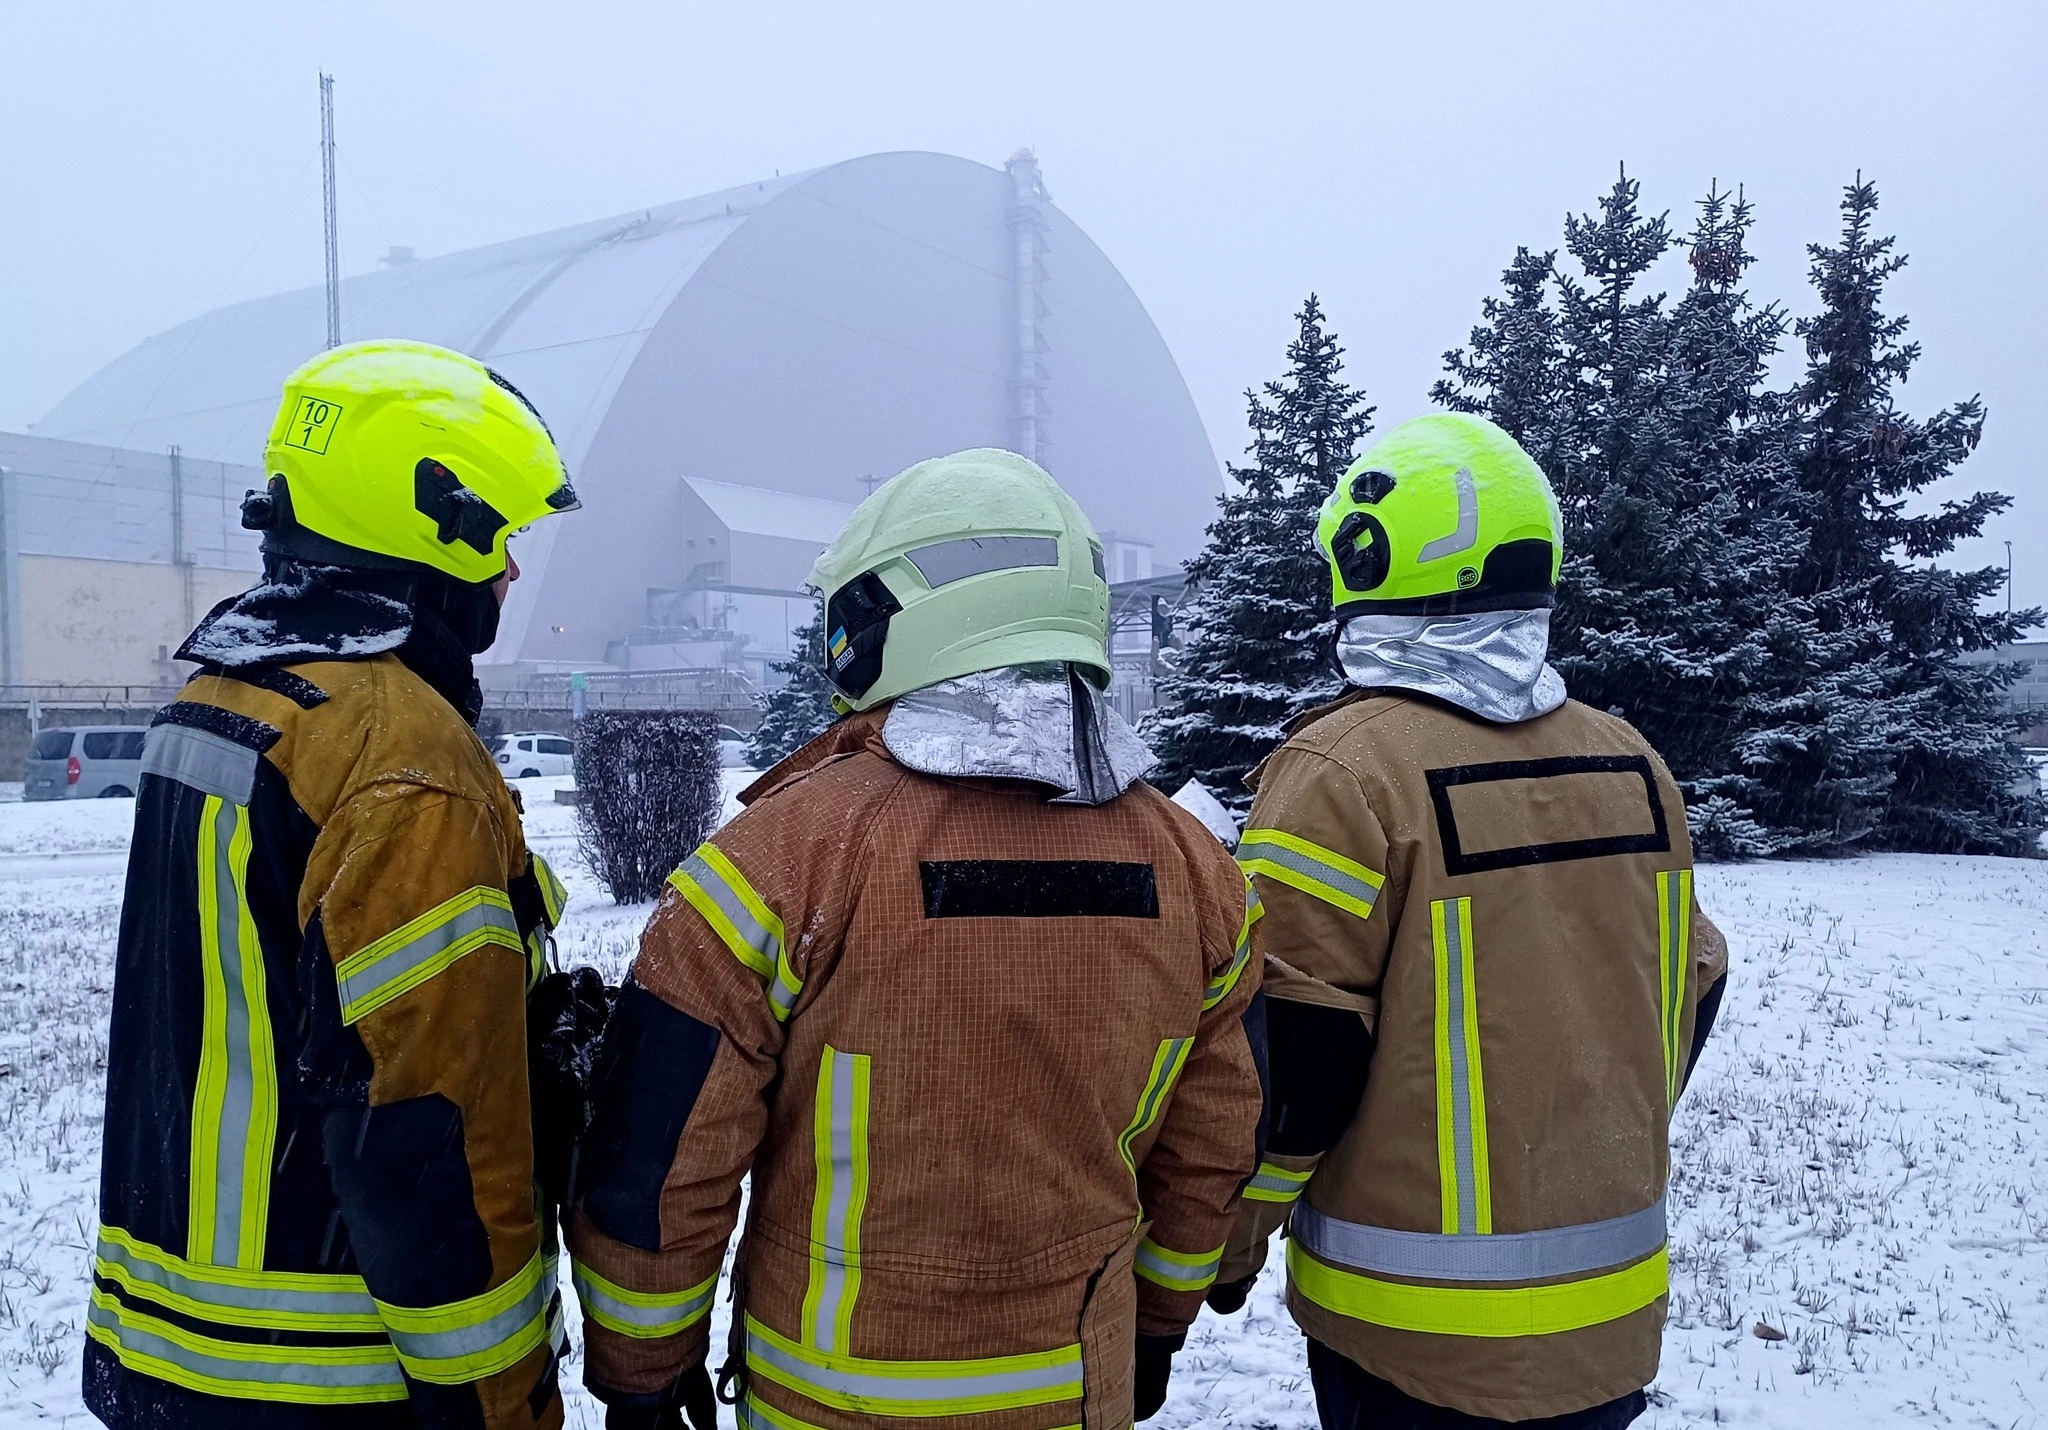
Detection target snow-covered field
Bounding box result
[0,784,2041,1427]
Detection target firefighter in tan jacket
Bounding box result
[567,450,1267,1430]
[1211,414,1730,1429]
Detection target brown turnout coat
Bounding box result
[1226,691,1728,1420]
[567,712,1264,1430]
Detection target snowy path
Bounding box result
[0,787,2039,1426]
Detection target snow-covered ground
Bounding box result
[0,785,2041,1427]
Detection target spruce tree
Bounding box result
[746,603,838,768]
[1437,174,1833,855]
[1147,295,1374,806]
[1777,178,2043,854]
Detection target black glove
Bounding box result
[601,1362,717,1430]
[1205,1273,1257,1315]
[1133,1331,1184,1422]
[527,965,613,1210]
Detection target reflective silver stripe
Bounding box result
[1203,882,1261,1010]
[335,897,521,1022]
[1237,838,1381,913]
[904,535,1060,588]
[1291,1197,1669,1283]
[1434,896,1489,1235]
[678,852,794,1015]
[745,1328,1081,1405]
[1134,1240,1221,1291]
[95,1228,378,1320]
[144,723,258,805]
[383,1276,549,1367]
[806,1048,871,1352]
[86,1298,405,1394]
[572,1265,713,1336]
[1247,1164,1312,1200]
[1417,466,1479,562]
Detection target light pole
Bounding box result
[2007,540,2015,613]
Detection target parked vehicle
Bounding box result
[493,731,575,778]
[24,726,148,801]
[717,724,751,769]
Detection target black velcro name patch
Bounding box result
[1426,754,1669,876]
[919,861,1159,919]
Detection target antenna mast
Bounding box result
[320,73,341,348]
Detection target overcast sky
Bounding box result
[4,0,2042,607]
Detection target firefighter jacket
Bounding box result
[86,654,569,1430]
[1224,691,1729,1421]
[566,709,1266,1430]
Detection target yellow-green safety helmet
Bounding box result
[809,448,1111,712]
[1317,412,1561,618]
[246,339,579,583]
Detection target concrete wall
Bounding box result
[21,555,250,685]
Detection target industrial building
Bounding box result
[19,149,1217,708]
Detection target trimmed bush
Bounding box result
[573,711,722,904]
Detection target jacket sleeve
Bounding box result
[1129,851,1267,1337]
[1219,747,1392,1286]
[300,782,559,1430]
[565,798,860,1405]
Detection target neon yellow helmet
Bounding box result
[1317,412,1561,617]
[809,448,1111,712]
[246,339,579,583]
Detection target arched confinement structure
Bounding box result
[35,151,1219,674]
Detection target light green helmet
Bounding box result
[808,448,1112,712]
[1316,412,1563,618]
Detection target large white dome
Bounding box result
[34,151,1218,668]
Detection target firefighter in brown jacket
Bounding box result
[566,450,1267,1430]
[88,341,581,1430]
[1210,414,1730,1429]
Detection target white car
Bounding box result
[718,725,752,769]
[493,731,575,778]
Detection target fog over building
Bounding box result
[22,149,1218,692]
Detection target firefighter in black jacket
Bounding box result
[85,340,580,1430]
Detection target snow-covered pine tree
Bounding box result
[1146,295,1374,806]
[1778,178,2044,854]
[1437,174,1836,855]
[746,602,838,768]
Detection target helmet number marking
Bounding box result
[283,396,342,455]
[1417,467,1479,564]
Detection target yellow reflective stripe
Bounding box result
[1657,870,1692,1102]
[572,1262,716,1340]
[1118,1036,1193,1174]
[1244,1159,1316,1204]
[374,1246,550,1385]
[1203,878,1262,1010]
[669,844,803,1020]
[1238,827,1384,921]
[802,1047,873,1353]
[1432,898,1490,1236]
[85,1289,407,1405]
[1133,1237,1224,1292]
[1286,1239,1669,1338]
[532,852,569,927]
[744,1315,1083,1417]
[94,1226,383,1332]
[334,886,522,1024]
[186,797,278,1269]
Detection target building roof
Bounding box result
[685,477,853,546]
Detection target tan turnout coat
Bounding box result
[568,713,1265,1430]
[1226,690,1728,1420]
